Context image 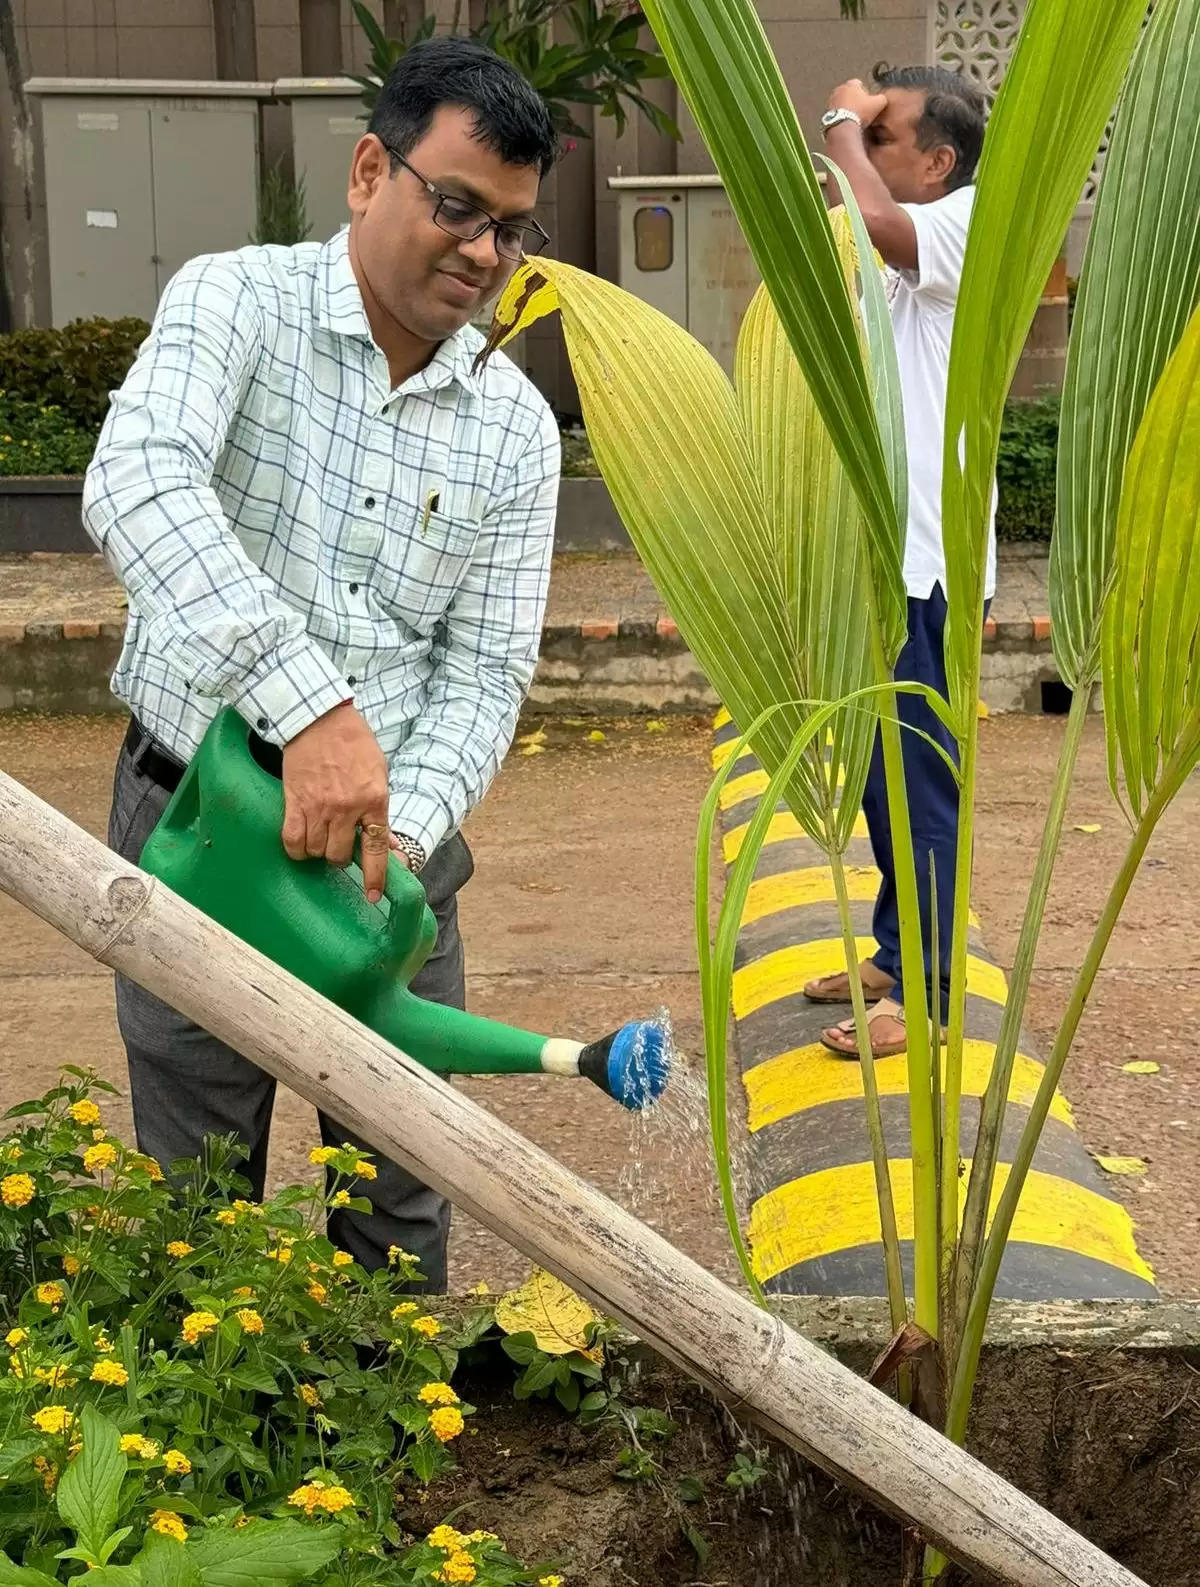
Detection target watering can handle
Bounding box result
[351,832,432,950]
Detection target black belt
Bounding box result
[124,716,186,795]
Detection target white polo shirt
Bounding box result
[887,184,997,601]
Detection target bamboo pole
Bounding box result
[0,770,1145,1587]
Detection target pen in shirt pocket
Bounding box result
[420,486,441,536]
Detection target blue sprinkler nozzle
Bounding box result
[577,1021,670,1111]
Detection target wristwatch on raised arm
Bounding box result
[821,108,863,136]
[391,832,427,874]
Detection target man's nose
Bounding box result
[459,228,500,271]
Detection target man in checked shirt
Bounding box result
[83,39,561,1288]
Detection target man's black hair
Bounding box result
[368,37,558,179]
[872,64,988,191]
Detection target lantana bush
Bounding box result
[0,1070,562,1587]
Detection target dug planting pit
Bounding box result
[425,1297,1200,1586]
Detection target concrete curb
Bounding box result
[0,606,1066,718]
[712,711,1155,1302]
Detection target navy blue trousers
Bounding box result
[861,585,985,1018]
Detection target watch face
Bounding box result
[822,110,839,127]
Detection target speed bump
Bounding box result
[714,713,1156,1301]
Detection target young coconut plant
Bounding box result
[484,0,1200,1573]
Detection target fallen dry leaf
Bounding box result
[1093,1154,1148,1176]
[1074,823,1102,834]
[1121,1060,1161,1075]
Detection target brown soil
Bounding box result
[407,1334,1200,1586]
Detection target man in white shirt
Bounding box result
[85,39,561,1284]
[801,66,992,1058]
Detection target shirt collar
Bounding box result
[317,227,482,398]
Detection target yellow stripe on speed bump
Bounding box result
[740,866,981,930]
[723,810,869,863]
[714,706,732,731]
[732,936,1009,1018]
[741,866,881,922]
[717,766,846,809]
[743,1038,1075,1133]
[748,1160,1155,1285]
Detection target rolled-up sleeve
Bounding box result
[82,255,349,743]
[387,401,560,855]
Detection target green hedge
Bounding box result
[0,319,1061,543]
[996,395,1058,542]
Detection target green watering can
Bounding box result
[138,708,669,1110]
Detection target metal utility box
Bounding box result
[27,78,269,326]
[609,174,761,374]
[275,78,366,245]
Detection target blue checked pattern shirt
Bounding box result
[83,227,560,857]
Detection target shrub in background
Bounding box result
[0,397,97,478]
[0,319,148,433]
[995,396,1058,542]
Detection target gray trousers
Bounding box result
[107,730,474,1290]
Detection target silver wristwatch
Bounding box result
[821,108,863,136]
[391,832,427,873]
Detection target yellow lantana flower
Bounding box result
[412,1315,440,1339]
[5,1327,28,1347]
[297,1384,322,1408]
[266,1247,292,1264]
[31,1406,73,1435]
[391,1302,418,1320]
[61,1255,80,1277]
[434,1554,476,1585]
[82,1142,117,1175]
[163,1450,191,1475]
[36,1282,64,1307]
[150,1511,188,1542]
[1,1173,35,1208]
[236,1309,264,1336]
[68,1100,101,1126]
[215,1210,237,1227]
[352,1160,376,1181]
[429,1406,464,1443]
[418,1382,459,1407]
[166,1241,194,1258]
[90,1360,128,1386]
[332,1190,351,1208]
[119,1434,160,1459]
[307,1282,327,1304]
[181,1311,219,1345]
[332,1251,353,1268]
[34,1364,74,1389]
[309,1147,337,1166]
[388,1245,417,1265]
[32,1454,57,1493]
[539,1577,564,1587]
[426,1525,467,1551]
[287,1479,356,1516]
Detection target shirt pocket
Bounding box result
[384,508,481,636]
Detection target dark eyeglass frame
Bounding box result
[381,142,550,262]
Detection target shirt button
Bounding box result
[364,495,376,510]
[347,675,357,687]
[348,582,359,594]
[256,716,268,732]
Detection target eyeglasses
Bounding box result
[382,143,550,263]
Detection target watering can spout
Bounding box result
[138,708,670,1110]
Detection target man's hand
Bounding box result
[828,78,888,127]
[281,702,391,903]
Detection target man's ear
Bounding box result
[348,135,390,216]
[928,142,958,189]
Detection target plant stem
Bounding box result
[950,681,1091,1341]
[945,737,1188,1443]
[939,710,976,1345]
[871,624,939,1336]
[829,847,908,1336]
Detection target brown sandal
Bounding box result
[804,961,896,1006]
[820,998,908,1060]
